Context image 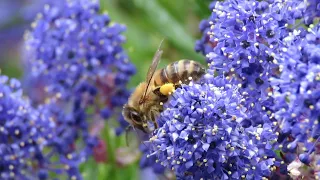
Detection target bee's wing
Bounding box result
[146,39,164,83]
[146,49,163,84]
[140,40,164,104]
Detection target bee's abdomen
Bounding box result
[153,60,205,86]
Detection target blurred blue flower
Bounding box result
[0,75,56,179]
[22,0,136,172]
[25,0,135,100]
[147,75,281,179]
[271,24,320,168]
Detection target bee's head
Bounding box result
[122,104,148,133]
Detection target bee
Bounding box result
[122,41,205,133]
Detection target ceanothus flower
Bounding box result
[23,0,135,171]
[0,75,56,179]
[147,73,282,180]
[271,24,320,172]
[25,0,135,100]
[190,0,320,178]
[195,0,313,135]
[195,0,309,57]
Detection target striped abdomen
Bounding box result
[153,60,205,86]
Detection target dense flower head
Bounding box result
[147,74,282,180]
[23,0,135,137]
[271,24,320,170]
[0,75,56,179]
[195,0,310,57]
[195,0,316,137]
[22,0,136,176]
[23,0,135,131]
[25,0,135,100]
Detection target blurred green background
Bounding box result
[0,0,212,179]
[100,0,212,88]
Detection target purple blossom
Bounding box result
[25,0,135,100]
[195,0,313,132]
[147,75,281,179]
[22,0,136,177]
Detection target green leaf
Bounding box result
[99,0,207,89]
[132,0,204,61]
[97,163,112,180]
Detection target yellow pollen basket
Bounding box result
[160,83,175,96]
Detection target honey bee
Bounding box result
[122,41,205,133]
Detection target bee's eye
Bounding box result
[130,110,141,123]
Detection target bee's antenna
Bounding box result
[141,140,148,149]
[125,125,148,148]
[133,126,148,148]
[158,38,165,49]
[125,125,132,147]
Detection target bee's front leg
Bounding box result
[153,120,159,130]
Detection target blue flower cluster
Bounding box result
[0,75,55,179]
[25,0,135,100]
[195,0,312,130]
[271,24,320,167]
[22,0,136,177]
[148,75,281,179]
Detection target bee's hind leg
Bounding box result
[153,87,164,96]
[153,87,168,101]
